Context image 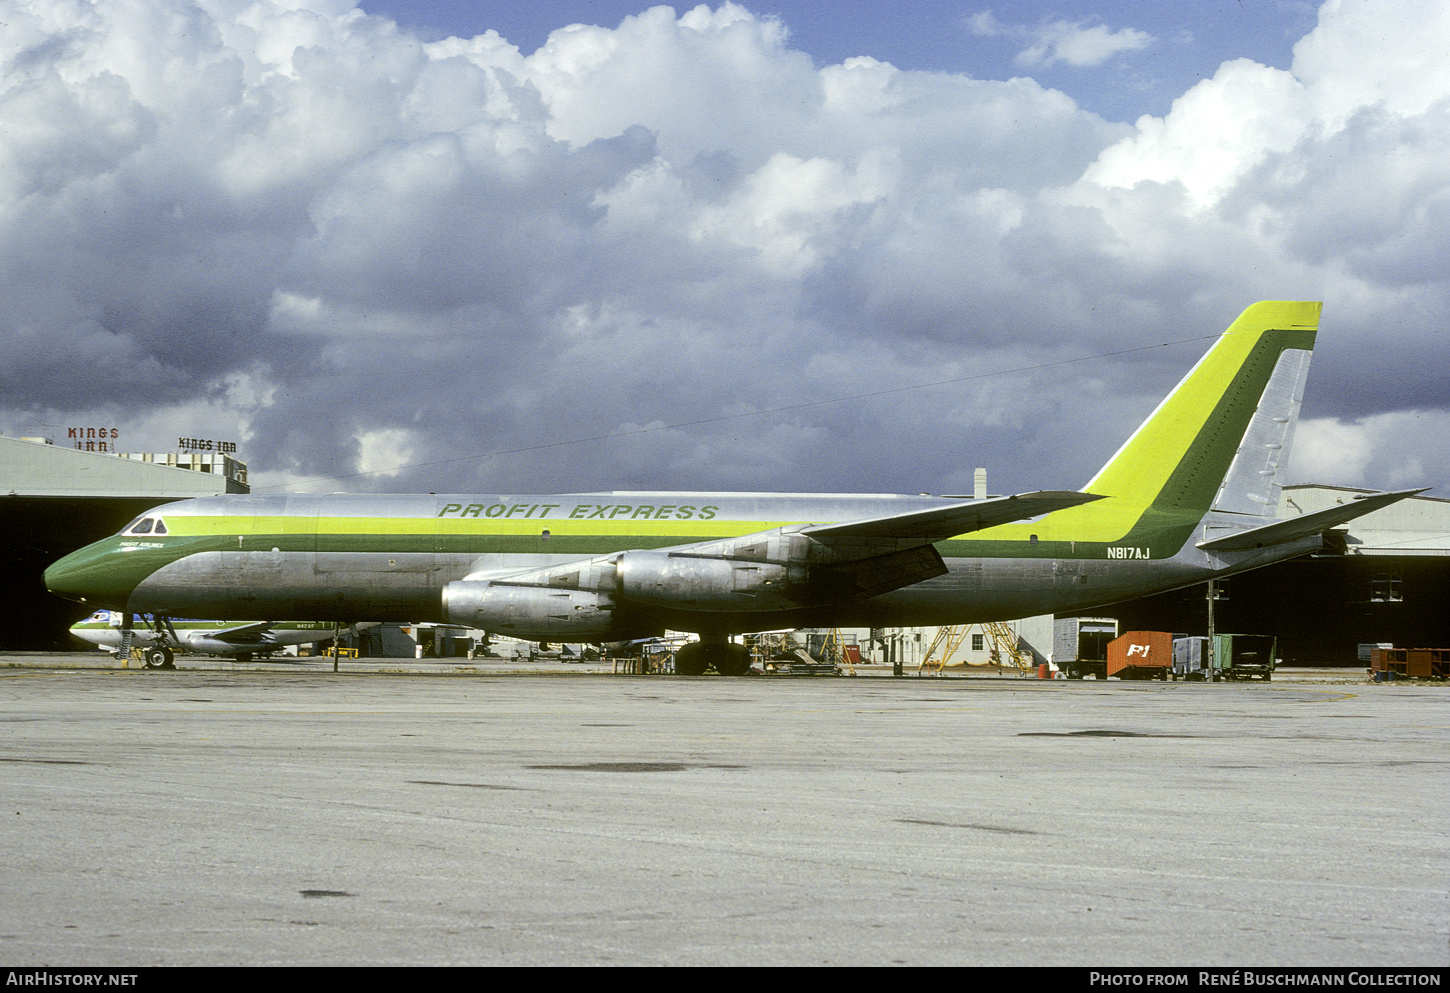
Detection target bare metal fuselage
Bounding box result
[102,491,1312,636]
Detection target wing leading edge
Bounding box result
[803,490,1102,543]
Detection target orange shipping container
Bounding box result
[1106,631,1173,678]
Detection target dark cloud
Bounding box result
[1,0,1446,497]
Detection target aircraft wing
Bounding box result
[477,490,1105,610]
[803,490,1103,543]
[1197,488,1426,551]
[197,621,275,644]
[789,490,1103,599]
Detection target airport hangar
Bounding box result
[1107,483,1450,664]
[4,433,1447,662]
[1,434,248,652]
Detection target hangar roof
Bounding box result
[1,436,248,498]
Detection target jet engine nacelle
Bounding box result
[440,580,620,639]
[613,550,803,611]
[185,636,253,657]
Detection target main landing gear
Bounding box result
[143,645,176,669]
[674,636,751,676]
[117,613,178,670]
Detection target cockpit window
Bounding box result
[121,516,168,536]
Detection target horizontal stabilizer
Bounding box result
[1197,488,1426,551]
[804,490,1102,544]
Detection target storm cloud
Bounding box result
[2,0,1446,497]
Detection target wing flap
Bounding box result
[830,543,949,598]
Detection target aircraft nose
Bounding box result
[44,549,93,603]
[44,540,142,608]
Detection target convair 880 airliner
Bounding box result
[45,302,1419,674]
